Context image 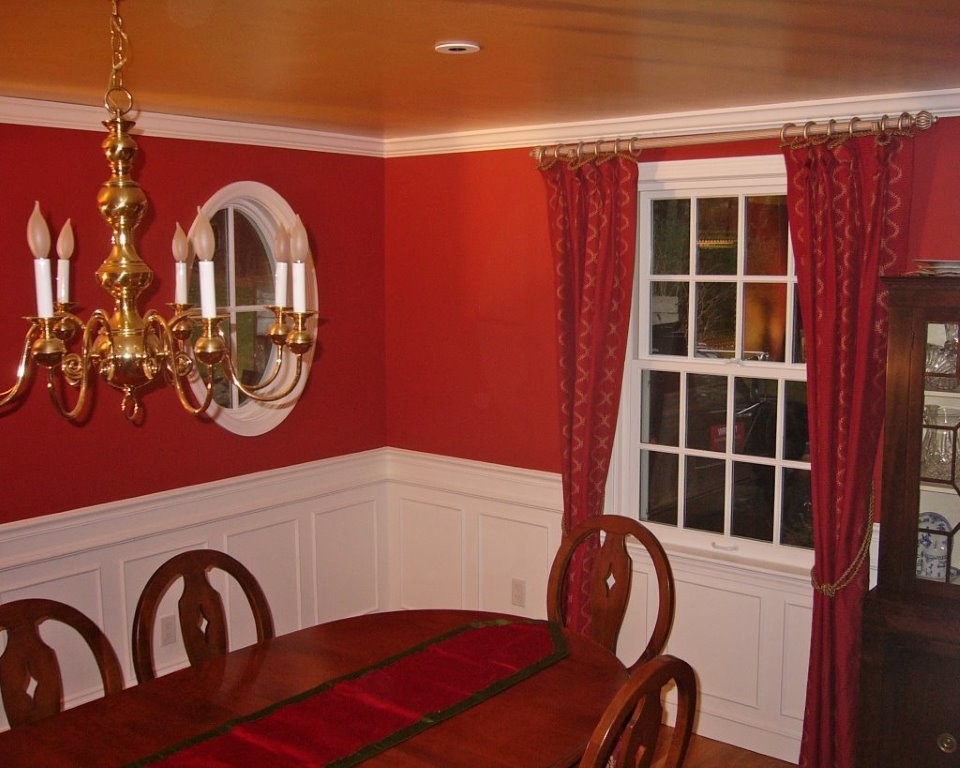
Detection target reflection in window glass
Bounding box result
[695,282,736,358]
[642,370,680,446]
[734,377,778,458]
[650,282,688,355]
[686,373,727,452]
[685,455,724,533]
[792,286,806,364]
[784,381,809,461]
[781,468,813,547]
[745,196,788,276]
[696,197,737,275]
[641,450,678,526]
[732,461,775,542]
[652,199,691,275]
[743,283,786,361]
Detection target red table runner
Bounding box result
[128,618,568,767]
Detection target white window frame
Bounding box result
[187,181,317,437]
[608,155,814,573]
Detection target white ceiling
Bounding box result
[0,1,958,140]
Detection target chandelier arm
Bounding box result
[142,310,216,417]
[219,352,304,403]
[229,346,287,393]
[46,310,110,421]
[0,322,41,408]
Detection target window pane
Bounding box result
[234,310,278,406]
[732,461,774,542]
[696,197,737,275]
[781,467,813,547]
[745,195,788,276]
[687,373,727,452]
[641,449,678,526]
[735,377,778,457]
[642,370,680,446]
[650,282,688,355]
[784,381,809,460]
[695,282,736,358]
[210,209,231,308]
[652,199,690,275]
[685,455,724,533]
[233,211,273,307]
[792,286,806,364]
[742,283,786,362]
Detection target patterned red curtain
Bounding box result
[542,156,638,632]
[783,134,915,768]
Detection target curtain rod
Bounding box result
[531,110,937,167]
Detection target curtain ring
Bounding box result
[897,112,909,131]
[878,114,889,133]
[613,137,621,156]
[802,121,815,141]
[574,141,585,166]
[848,117,860,137]
[780,122,795,144]
[825,119,836,139]
[595,139,603,163]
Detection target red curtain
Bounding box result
[542,156,638,632]
[784,134,914,768]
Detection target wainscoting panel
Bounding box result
[313,499,381,623]
[0,447,811,761]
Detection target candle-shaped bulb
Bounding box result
[27,201,51,260]
[56,219,74,304]
[172,223,189,305]
[273,227,289,308]
[56,220,74,260]
[191,208,215,263]
[290,215,309,264]
[191,209,217,319]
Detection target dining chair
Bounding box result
[547,514,675,672]
[132,549,275,683]
[0,598,124,728]
[578,654,697,768]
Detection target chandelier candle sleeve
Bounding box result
[290,216,308,314]
[27,202,54,318]
[56,220,74,305]
[274,228,289,308]
[172,223,189,305]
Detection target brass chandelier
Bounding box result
[0,0,315,424]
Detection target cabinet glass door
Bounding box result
[918,321,960,584]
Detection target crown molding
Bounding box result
[2,89,959,160]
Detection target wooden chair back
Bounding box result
[547,515,675,672]
[0,598,123,728]
[132,549,274,683]
[579,654,697,768]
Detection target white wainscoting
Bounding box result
[0,447,810,761]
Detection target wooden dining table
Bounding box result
[0,609,628,767]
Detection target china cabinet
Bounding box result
[859,276,960,767]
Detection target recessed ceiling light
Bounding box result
[434,41,481,55]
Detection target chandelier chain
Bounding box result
[106,0,132,117]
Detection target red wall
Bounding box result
[5,115,959,524]
[0,124,386,523]
[383,120,960,474]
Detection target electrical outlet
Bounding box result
[160,614,177,647]
[511,578,526,608]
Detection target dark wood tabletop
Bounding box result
[0,609,628,767]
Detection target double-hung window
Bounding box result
[611,155,813,566]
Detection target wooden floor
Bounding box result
[652,732,797,768]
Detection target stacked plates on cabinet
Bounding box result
[914,259,960,276]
